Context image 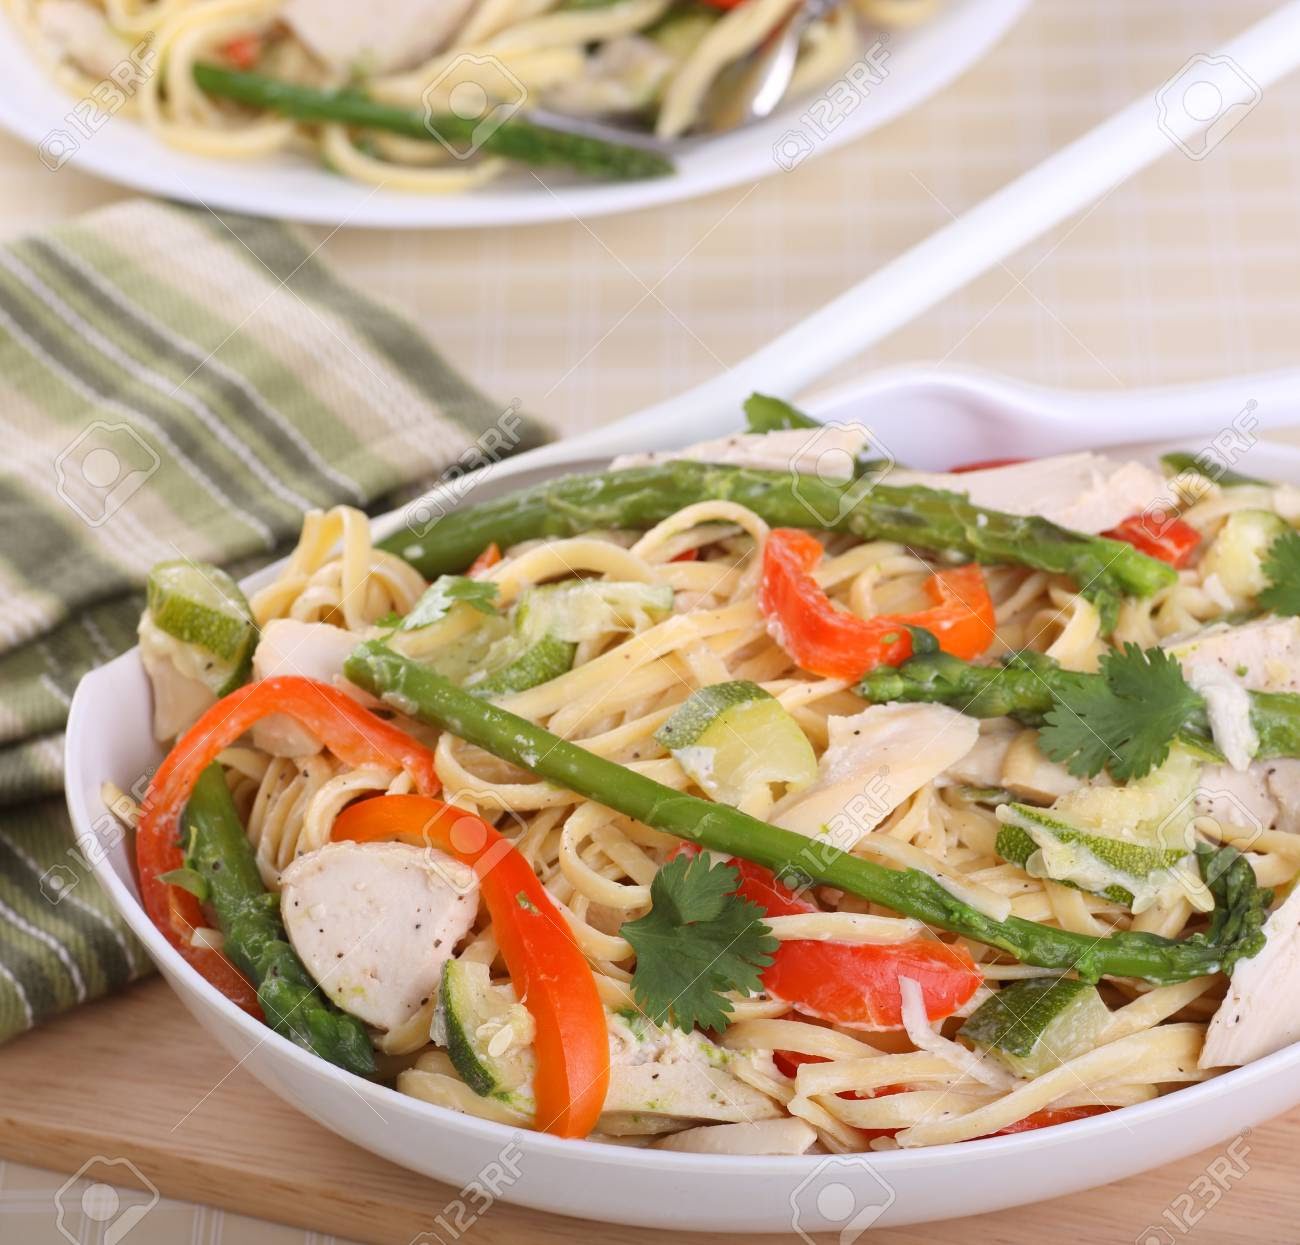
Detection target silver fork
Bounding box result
[525,0,844,147]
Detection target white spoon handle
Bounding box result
[566,0,1300,455]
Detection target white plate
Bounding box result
[65,366,1300,1233]
[1,0,1030,228]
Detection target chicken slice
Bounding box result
[37,0,133,79]
[281,0,475,74]
[773,703,979,845]
[1169,616,1300,694]
[280,841,477,1033]
[1200,883,1300,1067]
[601,1014,781,1126]
[1195,758,1300,837]
[250,618,368,756]
[1000,729,1088,803]
[611,425,871,479]
[889,453,1166,534]
[1168,617,1300,771]
[137,613,218,741]
[943,721,1015,789]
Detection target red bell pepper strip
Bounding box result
[758,528,997,680]
[731,858,982,1029]
[950,457,1028,473]
[1103,514,1201,569]
[672,844,982,1029]
[978,1104,1113,1138]
[467,542,502,577]
[332,794,609,1139]
[137,677,440,1014]
[219,33,263,69]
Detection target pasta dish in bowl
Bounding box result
[97,392,1300,1147]
[65,388,1300,1229]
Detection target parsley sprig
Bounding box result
[1259,528,1300,617]
[1038,643,1205,781]
[623,854,776,1033]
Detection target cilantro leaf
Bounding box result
[743,393,818,433]
[623,854,776,1033]
[399,575,499,632]
[1258,529,1300,617]
[1038,643,1203,781]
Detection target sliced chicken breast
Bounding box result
[282,0,475,74]
[250,618,368,755]
[889,453,1166,534]
[1170,616,1300,694]
[999,729,1089,803]
[1196,759,1300,837]
[611,425,871,479]
[773,703,979,845]
[601,1013,782,1125]
[1169,617,1300,771]
[137,614,218,741]
[1200,882,1300,1067]
[38,0,133,78]
[280,840,478,1033]
[942,722,1015,789]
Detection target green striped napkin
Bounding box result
[0,199,547,1041]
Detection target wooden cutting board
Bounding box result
[1,977,1297,1245]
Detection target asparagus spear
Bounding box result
[193,64,674,182]
[858,644,1300,764]
[344,640,1266,984]
[181,764,375,1075]
[380,461,1174,627]
[1161,451,1266,488]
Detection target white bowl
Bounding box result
[65,366,1300,1232]
[1,0,1030,228]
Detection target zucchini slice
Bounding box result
[960,977,1110,1078]
[145,559,257,695]
[1199,509,1289,602]
[467,634,577,697]
[996,803,1198,913]
[437,959,536,1105]
[656,680,817,805]
[516,580,674,643]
